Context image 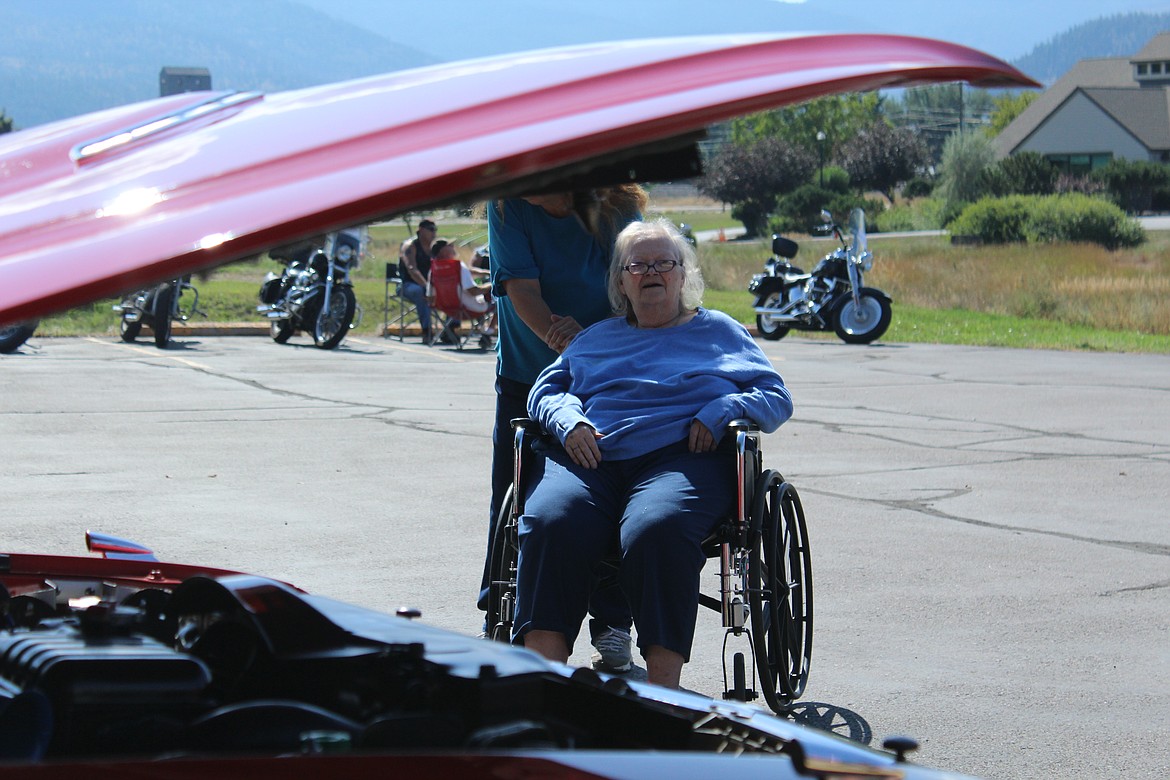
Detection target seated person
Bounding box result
[471,244,490,272]
[515,219,793,688]
[430,240,496,335]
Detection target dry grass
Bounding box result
[700,232,1170,337]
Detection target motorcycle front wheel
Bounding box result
[119,316,142,343]
[270,317,294,344]
[151,283,175,348]
[0,320,38,354]
[755,292,790,341]
[833,289,891,344]
[312,286,356,349]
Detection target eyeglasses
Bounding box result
[622,259,680,276]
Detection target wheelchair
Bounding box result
[485,418,812,714]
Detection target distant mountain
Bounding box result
[6,2,1167,132]
[2,0,435,129]
[1013,12,1170,85]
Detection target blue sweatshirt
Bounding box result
[528,308,793,460]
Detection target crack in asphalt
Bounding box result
[1101,578,1170,596]
[85,347,487,439]
[795,407,1168,462]
[800,484,1170,559]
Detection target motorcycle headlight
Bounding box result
[335,245,356,267]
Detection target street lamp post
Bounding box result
[816,130,826,188]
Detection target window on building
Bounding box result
[1153,62,1164,75]
[1138,63,1149,76]
[1046,153,1113,175]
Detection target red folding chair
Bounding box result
[427,257,494,350]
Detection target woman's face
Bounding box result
[618,235,684,317]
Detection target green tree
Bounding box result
[698,137,816,238]
[837,120,929,202]
[935,131,997,209]
[0,110,14,134]
[986,91,1038,137]
[730,93,882,160]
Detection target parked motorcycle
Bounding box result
[257,227,365,349]
[113,278,201,348]
[0,320,39,354]
[749,207,891,344]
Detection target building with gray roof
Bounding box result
[995,33,1170,173]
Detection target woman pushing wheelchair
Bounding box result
[516,219,793,688]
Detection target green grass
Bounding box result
[28,210,1170,354]
[650,209,739,233]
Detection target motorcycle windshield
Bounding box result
[849,208,867,259]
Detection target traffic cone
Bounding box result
[718,228,726,242]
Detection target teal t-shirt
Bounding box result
[488,199,620,384]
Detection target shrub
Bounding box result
[901,176,934,199]
[1091,159,1170,213]
[1055,174,1107,197]
[948,195,1031,243]
[772,186,884,234]
[820,165,851,193]
[983,151,1058,196]
[873,204,917,233]
[1024,194,1146,249]
[872,197,951,232]
[948,194,1145,249]
[935,131,996,207]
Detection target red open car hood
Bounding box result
[0,34,1036,326]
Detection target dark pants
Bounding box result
[515,440,733,661]
[482,374,631,642]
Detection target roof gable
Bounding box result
[1133,31,1170,61]
[995,59,1134,156]
[1083,86,1170,148]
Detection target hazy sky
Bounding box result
[299,0,1170,66]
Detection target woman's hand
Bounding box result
[564,422,603,469]
[688,420,717,453]
[545,314,583,353]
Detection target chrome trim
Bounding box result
[71,91,263,162]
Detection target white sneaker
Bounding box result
[590,627,633,673]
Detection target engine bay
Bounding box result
[0,563,795,763]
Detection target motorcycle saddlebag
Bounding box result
[259,275,283,304]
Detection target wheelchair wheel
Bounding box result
[748,470,813,711]
[485,485,519,643]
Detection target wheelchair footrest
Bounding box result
[722,689,758,702]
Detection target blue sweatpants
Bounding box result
[515,439,733,661]
[481,375,632,641]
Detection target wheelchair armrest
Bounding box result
[727,418,760,434]
[510,418,542,434]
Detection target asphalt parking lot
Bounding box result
[2,332,1168,779]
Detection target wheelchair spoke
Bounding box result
[749,472,813,713]
[486,485,519,643]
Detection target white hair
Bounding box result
[607,219,704,321]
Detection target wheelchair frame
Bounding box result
[486,418,812,714]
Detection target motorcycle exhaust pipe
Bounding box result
[256,308,292,320]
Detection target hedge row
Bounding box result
[947,194,1145,249]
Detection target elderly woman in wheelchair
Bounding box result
[513,219,793,689]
